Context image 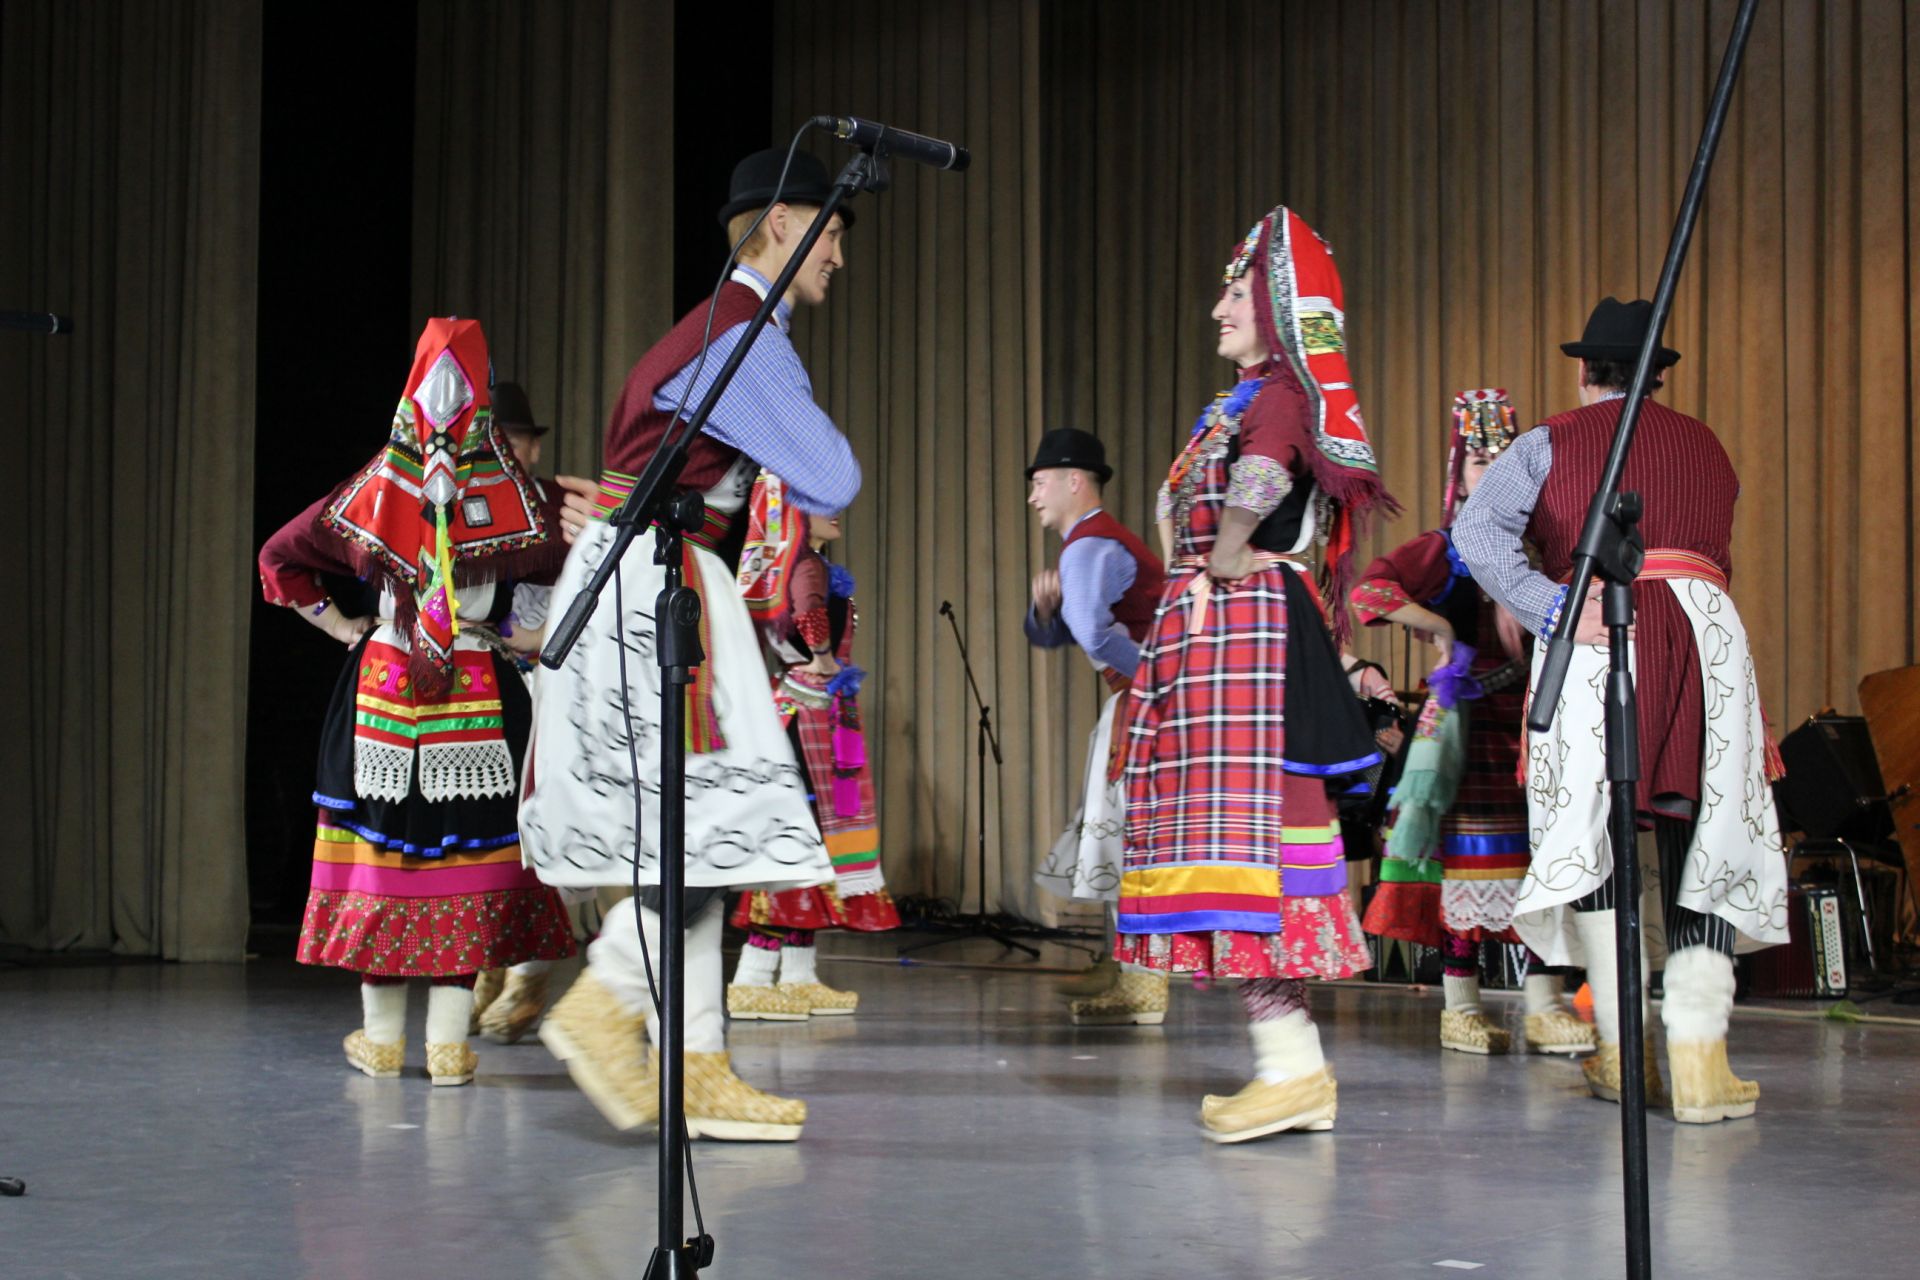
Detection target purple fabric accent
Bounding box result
[831,720,865,818]
[746,929,785,951]
[826,663,865,699]
[1239,977,1311,1022]
[785,929,816,948]
[1278,863,1347,898]
[1426,641,1485,709]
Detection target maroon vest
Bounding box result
[1527,399,1738,580]
[1063,509,1166,644]
[602,281,766,488]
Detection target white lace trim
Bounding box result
[1441,878,1522,936]
[419,741,516,802]
[836,865,886,897]
[354,740,415,804]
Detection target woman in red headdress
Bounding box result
[1120,207,1394,1143]
[257,319,576,1087]
[724,470,898,1020]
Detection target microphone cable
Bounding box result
[605,116,816,1256]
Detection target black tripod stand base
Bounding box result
[0,1176,24,1197]
[897,917,1041,960]
[643,1234,714,1278]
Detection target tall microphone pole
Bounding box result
[542,117,964,1280]
[1524,3,1758,1276]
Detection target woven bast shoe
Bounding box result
[779,980,858,1016]
[1070,971,1169,1026]
[1056,955,1121,999]
[683,1052,806,1142]
[538,970,660,1132]
[1583,1039,1671,1109]
[426,1041,478,1087]
[1667,1040,1759,1124]
[726,983,812,1022]
[1525,1007,1598,1055]
[343,1029,404,1080]
[478,969,551,1044]
[469,968,506,1035]
[1200,1066,1338,1144]
[1440,1008,1513,1055]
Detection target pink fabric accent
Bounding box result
[746,929,785,952]
[1441,933,1478,977]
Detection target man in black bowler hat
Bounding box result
[1454,296,1788,1124]
[1023,428,1169,1023]
[524,146,864,1141]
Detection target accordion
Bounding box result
[1742,884,1847,999]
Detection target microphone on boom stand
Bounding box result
[900,598,1034,959]
[812,115,971,172]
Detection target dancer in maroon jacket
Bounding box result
[1022,428,1167,1023]
[1455,298,1788,1122]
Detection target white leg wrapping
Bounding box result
[587,897,657,1016]
[361,981,407,1045]
[509,959,552,977]
[1523,972,1564,1017]
[1249,1010,1325,1085]
[1442,974,1483,1014]
[733,942,780,987]
[1574,908,1649,1045]
[778,941,818,985]
[1661,946,1735,1044]
[425,983,474,1044]
[589,897,727,1054]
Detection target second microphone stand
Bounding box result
[900,601,1039,959]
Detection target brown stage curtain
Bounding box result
[1047,0,1919,727]
[774,0,1055,917]
[777,0,1920,917]
[411,0,676,480]
[0,0,261,959]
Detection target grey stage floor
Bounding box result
[3,937,1916,1280]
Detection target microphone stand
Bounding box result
[899,601,1039,959]
[541,146,889,1280]
[1523,3,1757,1276]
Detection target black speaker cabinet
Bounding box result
[1774,714,1895,843]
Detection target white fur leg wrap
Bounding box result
[1661,946,1736,1043]
[1249,1009,1325,1084]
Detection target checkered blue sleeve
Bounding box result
[654,321,862,515]
[1452,427,1563,637]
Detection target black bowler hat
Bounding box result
[490,381,548,436]
[717,148,857,228]
[1025,428,1113,484]
[1561,297,1682,367]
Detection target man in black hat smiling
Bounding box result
[1022,428,1168,1024]
[1454,297,1788,1125]
[523,147,864,1142]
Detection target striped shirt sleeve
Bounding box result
[1452,427,1567,638]
[653,321,861,515]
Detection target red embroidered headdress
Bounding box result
[322,317,552,692]
[1225,205,1398,626]
[1443,389,1518,526]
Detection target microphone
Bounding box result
[939,600,954,617]
[814,115,970,172]
[0,310,74,335]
